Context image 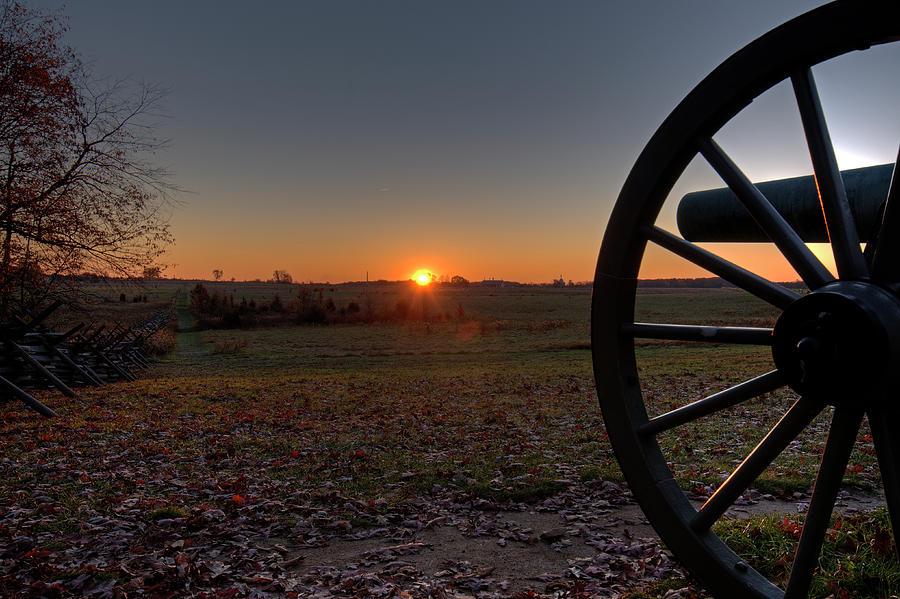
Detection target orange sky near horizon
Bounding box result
[165,234,603,283]
[165,234,836,284]
[638,242,837,284]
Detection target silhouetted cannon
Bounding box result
[591,2,900,598]
[678,163,893,243]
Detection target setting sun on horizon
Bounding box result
[412,269,435,286]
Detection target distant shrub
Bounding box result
[144,328,176,355]
[299,303,326,324]
[190,283,210,312]
[222,311,242,328]
[270,293,284,313]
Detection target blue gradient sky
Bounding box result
[30,1,900,282]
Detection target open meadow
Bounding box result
[1,282,894,598]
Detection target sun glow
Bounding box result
[413,269,434,286]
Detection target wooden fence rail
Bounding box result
[0,302,173,418]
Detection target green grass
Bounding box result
[578,464,622,483]
[635,288,781,327]
[752,476,813,498]
[148,505,188,520]
[716,509,899,598]
[621,577,693,599]
[470,479,569,503]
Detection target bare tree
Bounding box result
[212,269,223,281]
[271,270,292,284]
[0,1,174,317]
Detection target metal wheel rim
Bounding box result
[591,2,900,597]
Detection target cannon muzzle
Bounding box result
[677,163,894,242]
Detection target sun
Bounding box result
[412,269,434,286]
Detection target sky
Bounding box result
[29,1,900,283]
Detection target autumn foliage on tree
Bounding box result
[0,1,173,316]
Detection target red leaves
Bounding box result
[231,494,245,504]
[827,518,844,541]
[780,517,803,539]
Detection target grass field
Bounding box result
[0,282,891,597]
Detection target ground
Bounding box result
[0,283,890,597]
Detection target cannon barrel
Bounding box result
[677,163,894,242]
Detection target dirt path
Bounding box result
[288,489,885,596]
[294,503,656,592]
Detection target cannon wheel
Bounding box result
[592,2,900,598]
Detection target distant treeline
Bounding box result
[637,277,806,289]
[189,283,468,329]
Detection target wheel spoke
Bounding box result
[645,226,801,309]
[698,137,834,289]
[640,370,785,437]
[791,68,868,280]
[624,322,773,345]
[692,397,822,531]
[868,407,900,560]
[870,149,900,283]
[784,408,863,599]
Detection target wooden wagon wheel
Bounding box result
[591,2,900,597]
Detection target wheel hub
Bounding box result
[772,281,900,404]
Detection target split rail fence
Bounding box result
[0,301,173,417]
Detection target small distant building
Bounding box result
[480,279,505,287]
